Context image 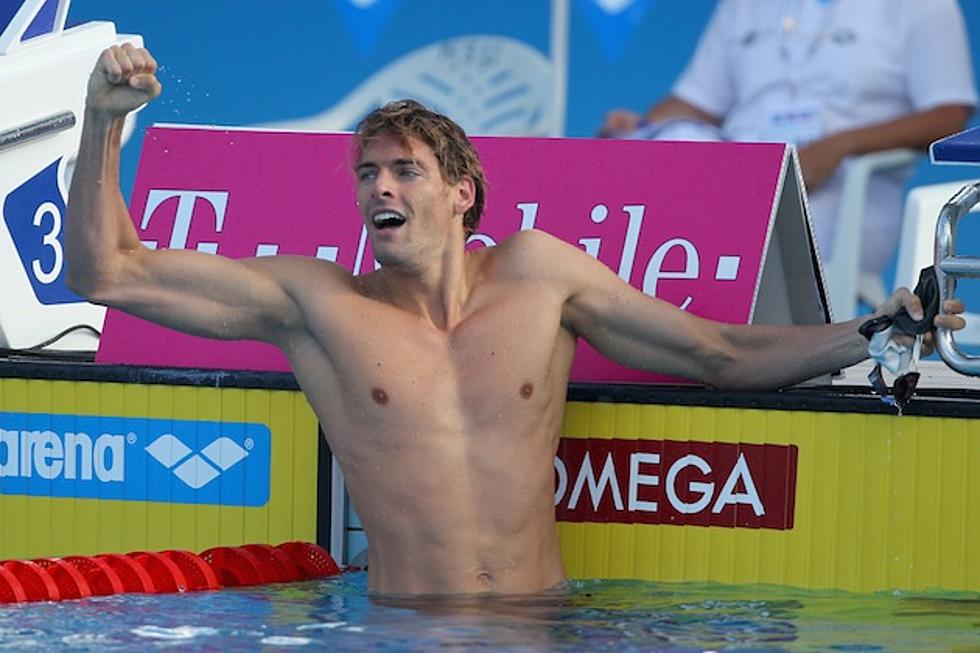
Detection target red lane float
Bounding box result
[0,565,27,603]
[63,556,125,596]
[96,554,156,594]
[241,544,301,583]
[126,551,188,593]
[32,558,91,600]
[200,545,263,587]
[161,550,220,591]
[0,542,339,603]
[2,560,59,601]
[278,541,341,578]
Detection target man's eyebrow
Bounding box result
[394,157,424,168]
[356,158,423,171]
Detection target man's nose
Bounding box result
[371,169,396,198]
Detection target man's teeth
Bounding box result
[373,211,406,228]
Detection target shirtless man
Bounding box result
[67,45,966,597]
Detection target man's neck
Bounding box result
[369,247,474,331]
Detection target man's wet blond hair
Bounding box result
[355,100,487,237]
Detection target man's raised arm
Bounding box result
[66,45,309,345]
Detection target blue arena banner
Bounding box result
[0,412,271,507]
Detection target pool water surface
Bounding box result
[1,572,978,651]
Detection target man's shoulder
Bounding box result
[484,229,593,280]
[494,228,568,257]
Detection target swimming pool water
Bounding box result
[1,572,977,651]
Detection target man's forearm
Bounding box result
[65,110,143,297]
[713,319,869,390]
[645,96,722,127]
[829,104,973,157]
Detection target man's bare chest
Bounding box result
[294,284,574,429]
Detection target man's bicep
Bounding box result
[96,248,308,343]
[562,255,731,383]
[508,230,729,381]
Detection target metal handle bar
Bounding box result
[934,181,980,375]
[0,111,76,153]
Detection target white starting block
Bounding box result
[0,0,140,352]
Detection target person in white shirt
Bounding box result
[601,0,977,304]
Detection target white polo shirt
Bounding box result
[672,0,977,274]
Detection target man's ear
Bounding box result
[453,176,475,217]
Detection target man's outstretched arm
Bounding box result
[517,231,966,390]
[66,45,314,345]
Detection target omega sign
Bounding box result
[554,438,798,530]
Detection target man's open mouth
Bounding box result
[372,211,407,230]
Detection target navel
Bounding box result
[371,387,389,406]
[520,382,534,399]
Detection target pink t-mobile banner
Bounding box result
[97,126,789,383]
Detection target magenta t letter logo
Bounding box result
[140,190,230,252]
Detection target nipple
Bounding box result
[371,387,389,405]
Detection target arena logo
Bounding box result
[554,438,797,530]
[144,433,249,490]
[0,428,123,482]
[0,412,270,507]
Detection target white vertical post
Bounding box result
[549,0,570,136]
[330,457,347,564]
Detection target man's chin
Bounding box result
[369,245,403,270]
[366,231,422,270]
